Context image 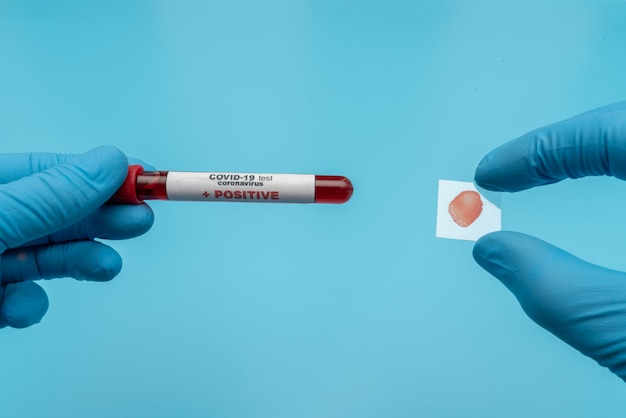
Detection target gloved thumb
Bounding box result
[0,145,128,251]
[473,231,626,381]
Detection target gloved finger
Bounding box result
[85,203,154,239]
[0,152,153,184]
[1,241,122,283]
[0,145,128,251]
[474,101,626,192]
[0,281,49,328]
[473,231,626,381]
[19,203,154,247]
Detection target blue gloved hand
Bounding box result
[473,101,626,381]
[0,145,154,328]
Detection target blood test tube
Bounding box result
[109,165,353,204]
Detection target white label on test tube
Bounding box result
[166,172,316,203]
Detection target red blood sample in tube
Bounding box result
[136,170,169,201]
[448,190,483,227]
[314,176,353,204]
[109,165,353,204]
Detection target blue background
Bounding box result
[1,1,626,416]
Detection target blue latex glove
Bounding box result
[0,145,154,328]
[473,101,626,382]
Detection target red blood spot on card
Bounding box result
[448,190,483,227]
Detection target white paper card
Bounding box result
[436,180,501,241]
